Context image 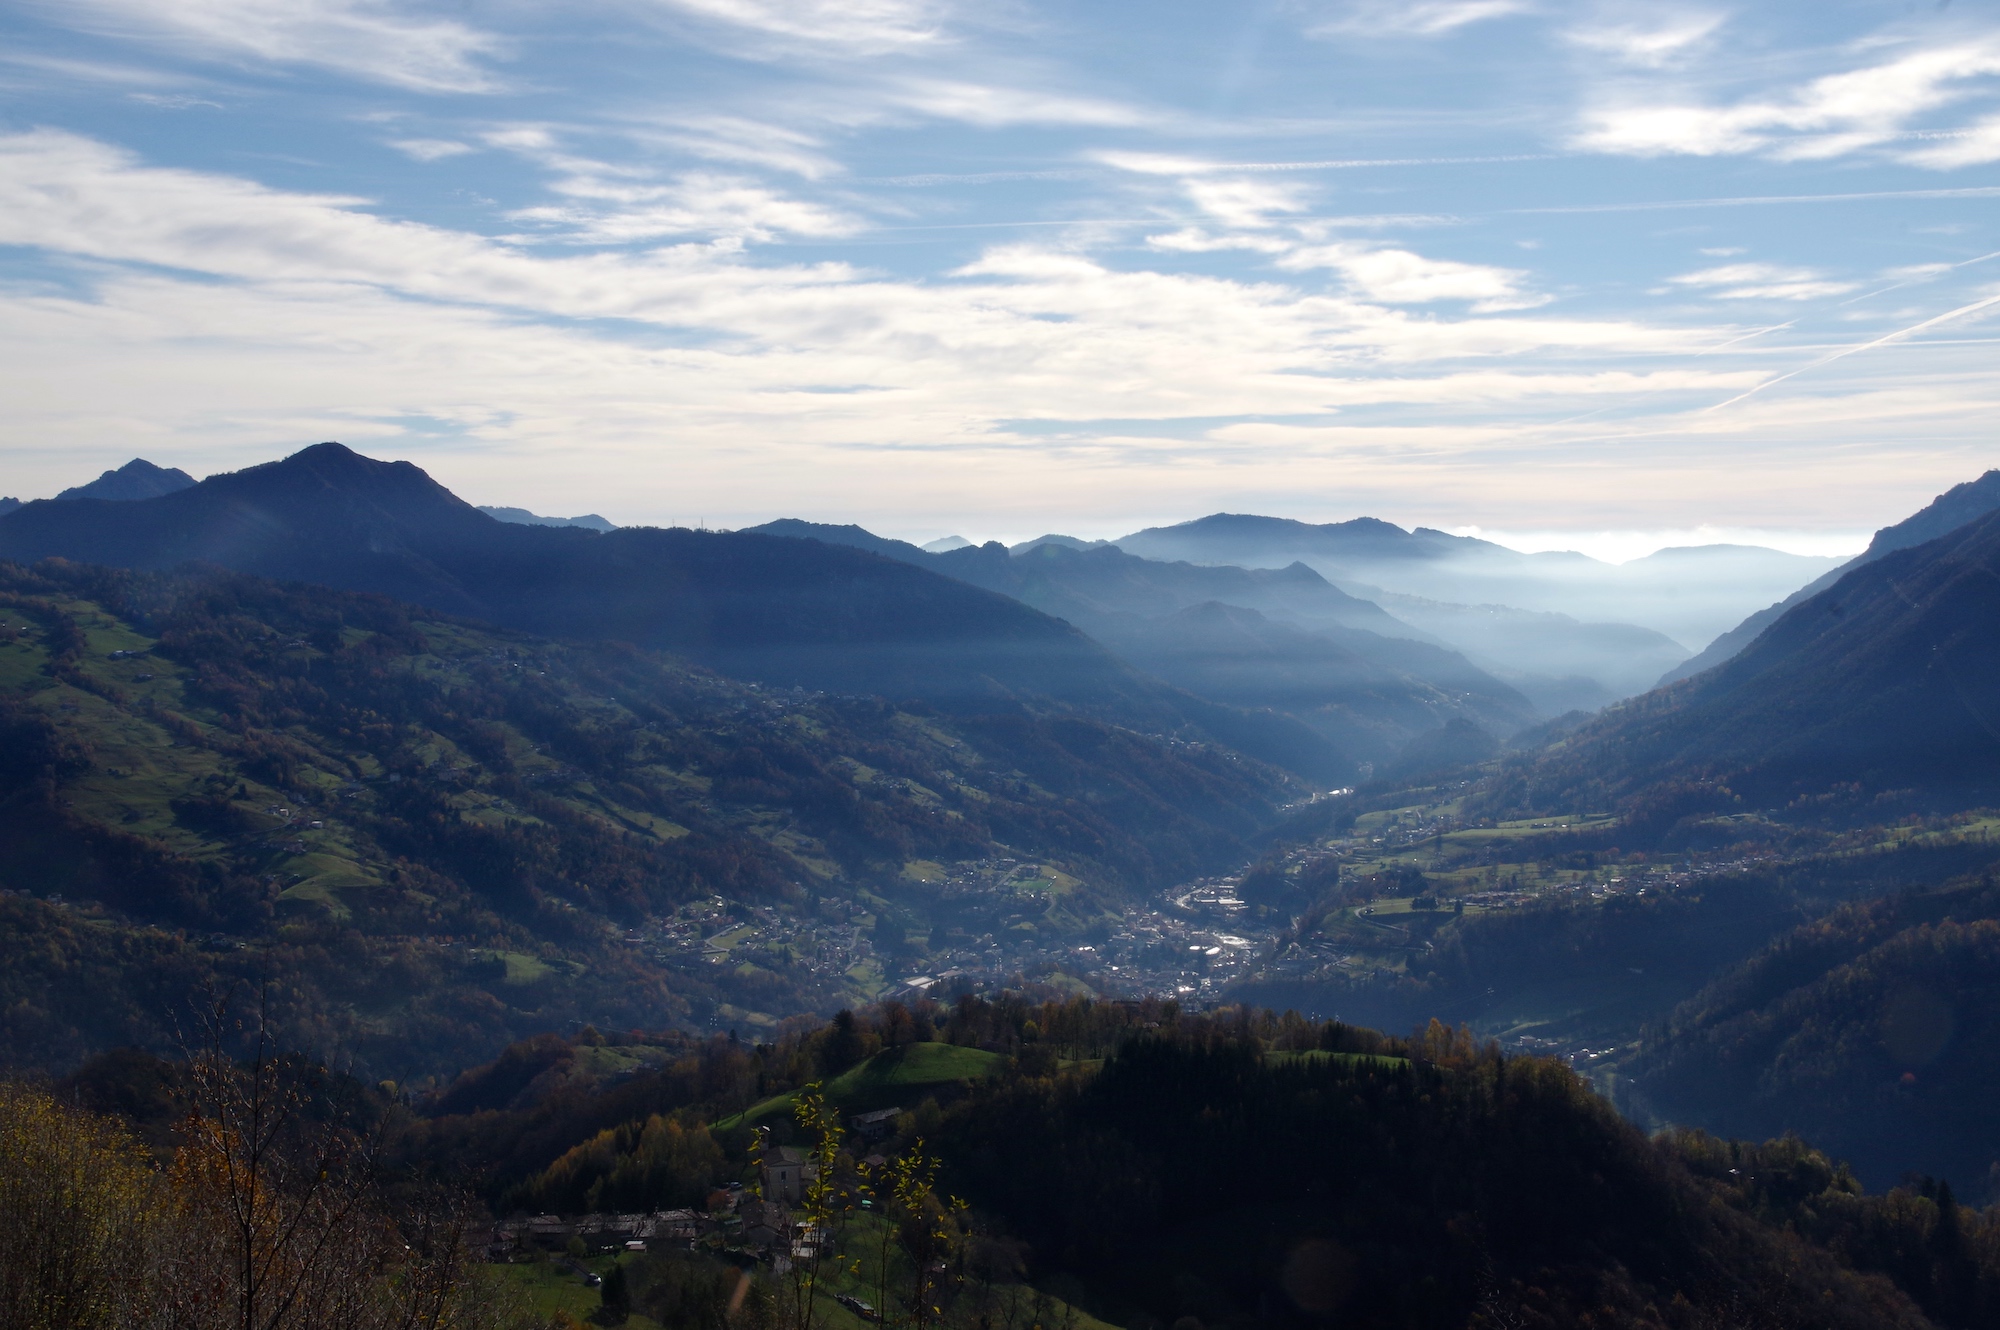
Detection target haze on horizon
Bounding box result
[1,0,1997,546]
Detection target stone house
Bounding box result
[762,1145,818,1205]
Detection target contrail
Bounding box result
[1705,288,2000,412]
[1836,247,2000,307]
[1698,321,1796,354]
[1517,185,2000,215]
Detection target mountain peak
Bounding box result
[55,458,196,503]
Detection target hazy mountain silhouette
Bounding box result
[0,445,1175,713]
[1112,510,1752,696]
[0,444,1359,780]
[1109,513,1781,700]
[477,505,617,531]
[745,520,1537,764]
[0,498,17,517]
[55,458,195,502]
[1661,470,2000,685]
[1547,504,2000,804]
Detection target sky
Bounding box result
[2,0,1999,556]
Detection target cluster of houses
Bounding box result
[478,1108,904,1272]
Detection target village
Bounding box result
[618,795,1878,1028]
[479,1110,910,1285]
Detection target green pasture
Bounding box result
[715,1042,1004,1131]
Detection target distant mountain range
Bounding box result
[0,443,1351,781]
[1113,512,1840,652]
[0,457,197,517]
[748,519,1537,767]
[2,445,1897,787]
[477,505,618,531]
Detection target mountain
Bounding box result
[745,520,1538,766]
[54,458,196,502]
[1115,512,1837,650]
[1113,514,1728,701]
[0,559,1295,1076]
[1530,504,2000,808]
[1662,470,2000,685]
[478,505,617,531]
[1358,587,1690,709]
[0,444,1194,719]
[0,499,17,517]
[1633,869,2000,1189]
[920,534,971,552]
[1010,533,1112,554]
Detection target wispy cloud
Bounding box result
[1667,262,1859,301]
[131,92,226,110]
[1282,242,1546,311]
[1707,285,2000,410]
[482,128,857,243]
[54,0,506,93]
[1184,177,1310,229]
[634,116,844,180]
[1563,13,1723,69]
[881,77,1151,127]
[389,138,474,162]
[645,0,952,56]
[1905,112,2000,167]
[1309,0,1534,39]
[1577,39,2000,162]
[512,173,860,244]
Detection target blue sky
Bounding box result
[2,0,1999,555]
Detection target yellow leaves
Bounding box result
[0,1083,158,1330]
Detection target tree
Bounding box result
[784,1085,850,1330]
[0,1083,157,1330]
[598,1261,630,1325]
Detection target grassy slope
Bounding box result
[717,1043,1005,1129]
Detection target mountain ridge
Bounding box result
[1525,503,2000,809]
[1659,469,2000,686]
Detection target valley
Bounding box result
[11,447,2000,1330]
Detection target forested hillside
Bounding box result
[1633,868,2000,1187]
[0,559,1293,1078]
[1497,507,2000,814]
[51,996,2000,1330]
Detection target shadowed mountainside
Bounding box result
[0,444,1218,726]
[1633,869,2000,1189]
[1663,470,2000,685]
[1513,505,2000,810]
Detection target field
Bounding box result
[716,1042,1004,1130]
